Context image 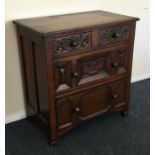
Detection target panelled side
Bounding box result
[123,21,137,114]
[32,42,49,123]
[16,26,49,123]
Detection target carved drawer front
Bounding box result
[98,25,130,46]
[56,79,128,131]
[53,32,92,57]
[76,52,112,85]
[54,61,72,92]
[111,48,129,75]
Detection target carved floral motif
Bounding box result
[53,32,92,55]
[99,26,130,45]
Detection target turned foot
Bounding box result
[120,110,128,117]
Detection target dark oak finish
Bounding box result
[14,10,139,145]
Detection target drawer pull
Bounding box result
[73,107,80,112]
[72,72,78,77]
[75,107,80,112]
[112,62,118,68]
[70,41,78,47]
[112,94,118,99]
[111,31,120,38]
[82,41,88,47]
[58,46,63,51]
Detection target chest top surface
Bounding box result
[14,10,139,36]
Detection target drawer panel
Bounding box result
[77,51,112,85]
[52,25,130,58]
[56,97,76,130]
[110,47,129,75]
[54,47,129,93]
[78,79,128,120]
[53,32,92,57]
[98,25,130,46]
[76,47,129,86]
[56,79,128,130]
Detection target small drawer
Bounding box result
[98,25,130,46]
[53,32,92,57]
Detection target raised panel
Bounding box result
[110,80,127,109]
[78,86,111,120]
[56,86,111,127]
[22,37,38,113]
[56,95,80,130]
[56,99,73,130]
[54,61,72,92]
[32,42,49,121]
[77,52,112,85]
[111,48,129,75]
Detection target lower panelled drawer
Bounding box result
[56,79,128,133]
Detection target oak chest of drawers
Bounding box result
[14,10,139,144]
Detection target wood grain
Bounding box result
[14,10,139,145]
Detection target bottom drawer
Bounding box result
[56,79,128,131]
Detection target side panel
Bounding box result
[33,43,49,122]
[16,27,49,123]
[20,36,38,114]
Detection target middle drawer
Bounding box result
[54,46,129,93]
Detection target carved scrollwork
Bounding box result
[53,32,92,55]
[98,25,130,45]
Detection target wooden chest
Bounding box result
[14,10,139,145]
